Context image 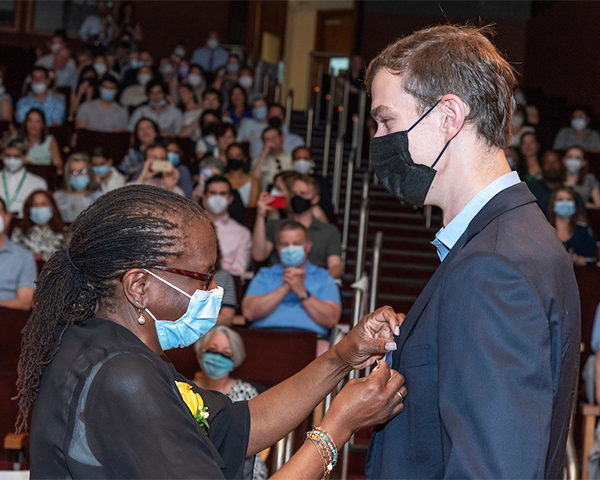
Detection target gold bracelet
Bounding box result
[307,435,328,479]
[307,428,338,477]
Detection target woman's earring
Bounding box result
[137,309,146,325]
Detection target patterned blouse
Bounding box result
[11,225,66,261]
[227,380,269,480]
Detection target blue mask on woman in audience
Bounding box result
[201,351,234,379]
[30,206,53,225]
[69,176,90,191]
[168,152,181,166]
[554,200,576,218]
[93,165,110,175]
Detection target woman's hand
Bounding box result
[333,306,405,371]
[163,167,180,191]
[320,360,407,443]
[138,159,159,182]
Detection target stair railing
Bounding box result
[369,231,383,313]
[321,73,336,177]
[305,51,350,112]
[313,62,324,129]
[340,154,354,270]
[285,90,293,129]
[332,137,348,214]
[306,105,314,148]
[355,90,367,169]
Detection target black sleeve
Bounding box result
[228,190,245,224]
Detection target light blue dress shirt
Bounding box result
[432,171,521,261]
[0,238,37,300]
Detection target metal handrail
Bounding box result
[306,106,314,149]
[305,51,351,112]
[354,196,369,283]
[340,155,354,269]
[321,73,336,177]
[332,137,349,214]
[369,231,383,313]
[285,90,293,128]
[314,62,324,129]
[355,90,367,169]
[338,79,350,138]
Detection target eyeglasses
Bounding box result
[151,265,215,290]
[71,168,88,177]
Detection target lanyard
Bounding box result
[2,169,27,211]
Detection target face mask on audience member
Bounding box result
[93,164,110,175]
[253,106,267,121]
[188,73,203,87]
[293,160,313,175]
[512,116,524,128]
[130,58,142,69]
[3,156,24,173]
[174,47,186,58]
[179,65,189,77]
[544,167,562,182]
[149,99,167,109]
[514,93,525,105]
[206,195,229,215]
[94,63,107,76]
[291,195,312,214]
[137,73,151,85]
[554,200,576,218]
[201,351,233,379]
[30,206,53,225]
[50,42,62,53]
[143,269,224,350]
[565,158,583,173]
[207,38,219,50]
[162,63,173,75]
[239,75,253,90]
[69,175,90,191]
[280,245,306,267]
[227,158,245,171]
[167,152,180,166]
[100,88,116,101]
[571,117,587,131]
[31,82,47,95]
[226,63,239,74]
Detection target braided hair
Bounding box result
[15,185,208,432]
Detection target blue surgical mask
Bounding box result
[130,58,142,69]
[226,63,239,74]
[253,106,267,120]
[201,351,233,379]
[149,99,167,108]
[30,206,53,225]
[93,164,110,175]
[167,152,181,166]
[174,47,186,58]
[143,269,224,350]
[554,200,576,218]
[69,175,90,191]
[99,88,116,101]
[280,245,306,267]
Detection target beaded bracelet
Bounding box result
[306,427,338,479]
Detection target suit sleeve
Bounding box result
[438,252,553,479]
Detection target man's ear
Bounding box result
[108,158,114,166]
[312,194,320,206]
[121,268,150,309]
[304,241,313,254]
[439,94,466,141]
[228,194,234,206]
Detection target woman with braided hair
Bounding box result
[16,184,407,479]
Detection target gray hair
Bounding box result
[1,131,29,153]
[199,156,225,175]
[193,325,246,369]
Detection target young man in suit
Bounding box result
[365,25,580,479]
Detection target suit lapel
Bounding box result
[392,182,537,369]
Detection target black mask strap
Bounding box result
[407,99,441,133]
[432,139,451,169]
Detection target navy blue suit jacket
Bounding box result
[366,182,580,479]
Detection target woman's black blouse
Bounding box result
[30,318,251,479]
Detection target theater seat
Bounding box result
[25,164,58,191]
[74,129,131,165]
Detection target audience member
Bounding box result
[553,108,600,152]
[504,146,519,171]
[36,41,78,90]
[227,85,252,127]
[68,66,99,122]
[0,65,13,121]
[20,108,62,172]
[0,134,48,218]
[220,54,242,95]
[335,54,365,98]
[75,49,94,74]
[224,143,260,208]
[508,107,535,148]
[130,143,184,196]
[248,104,305,159]
[548,186,598,266]
[185,64,208,101]
[113,1,143,42]
[16,67,65,125]
[194,109,221,159]
[237,97,269,158]
[203,175,251,276]
[0,197,36,310]
[267,170,301,220]
[91,146,125,193]
[129,79,183,137]
[191,156,225,203]
[164,140,194,198]
[120,65,152,107]
[159,41,186,89]
[11,190,66,261]
[201,87,224,113]
[243,220,341,354]
[292,146,333,213]
[193,326,269,480]
[119,117,161,176]
[251,126,293,191]
[516,131,541,182]
[178,83,203,139]
[583,305,600,405]
[54,153,102,222]
[35,30,69,68]
[79,0,114,52]
[75,74,128,132]
[513,86,539,125]
[253,175,342,278]
[527,150,567,218]
[238,66,260,103]
[563,146,600,209]
[192,32,229,74]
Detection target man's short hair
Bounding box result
[294,174,320,197]
[146,79,168,96]
[292,146,312,159]
[365,24,516,149]
[31,66,49,78]
[100,74,118,87]
[52,29,67,41]
[276,220,310,244]
[202,88,222,103]
[261,125,282,141]
[204,175,232,195]
[1,131,28,153]
[269,103,285,117]
[143,143,167,160]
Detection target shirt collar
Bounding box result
[213,213,230,225]
[432,171,520,261]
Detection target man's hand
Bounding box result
[163,167,181,191]
[138,159,160,182]
[333,306,405,371]
[283,267,306,297]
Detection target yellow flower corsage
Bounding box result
[176,381,209,434]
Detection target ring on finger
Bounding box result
[396,391,405,402]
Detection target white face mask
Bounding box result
[564,157,584,173]
[293,159,313,174]
[206,195,229,215]
[3,156,24,173]
[512,116,524,128]
[50,42,62,53]
[93,63,108,76]
[206,38,219,50]
[572,117,587,131]
[137,73,152,85]
[187,73,203,86]
[238,75,253,89]
[31,82,47,95]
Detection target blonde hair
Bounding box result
[193,325,246,369]
[64,153,97,193]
